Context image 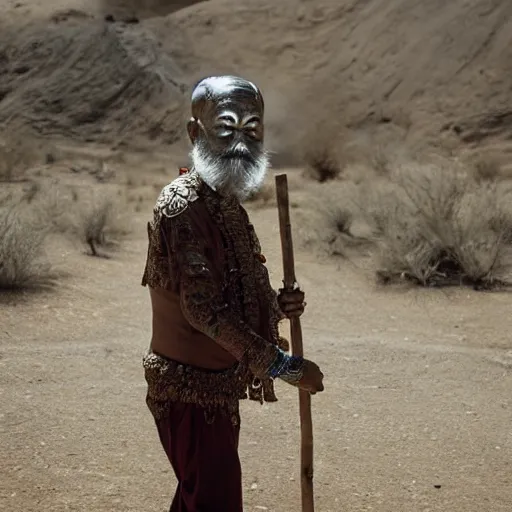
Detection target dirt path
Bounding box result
[1,0,512,509]
[1,191,511,512]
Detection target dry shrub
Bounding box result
[299,119,344,183]
[303,143,343,182]
[374,163,512,288]
[24,180,80,235]
[294,180,375,258]
[303,144,342,182]
[0,203,54,290]
[322,207,373,258]
[80,192,130,257]
[19,180,130,257]
[299,157,512,289]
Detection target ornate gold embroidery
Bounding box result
[142,169,287,410]
[143,351,245,425]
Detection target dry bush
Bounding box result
[298,157,512,289]
[80,192,130,257]
[303,144,343,182]
[294,180,375,258]
[373,163,512,288]
[299,119,344,183]
[19,180,130,257]
[24,180,80,235]
[321,207,373,257]
[0,203,54,290]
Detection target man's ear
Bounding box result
[187,118,199,144]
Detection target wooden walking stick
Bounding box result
[275,173,315,512]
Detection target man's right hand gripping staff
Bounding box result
[167,209,325,395]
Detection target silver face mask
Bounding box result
[188,76,265,160]
[188,76,269,200]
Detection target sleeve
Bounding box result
[258,270,290,352]
[246,221,290,352]
[161,209,283,380]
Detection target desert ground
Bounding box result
[1,1,512,511]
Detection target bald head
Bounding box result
[187,75,269,201]
[190,75,264,121]
[187,75,265,147]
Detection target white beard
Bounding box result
[190,144,269,202]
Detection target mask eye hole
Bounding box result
[217,129,233,139]
[218,115,236,123]
[215,123,234,139]
[242,115,261,140]
[215,113,237,139]
[243,115,260,128]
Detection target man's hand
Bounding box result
[277,284,306,318]
[297,359,324,394]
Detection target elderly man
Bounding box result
[141,75,324,511]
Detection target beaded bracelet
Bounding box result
[267,349,305,384]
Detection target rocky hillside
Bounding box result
[0,0,511,162]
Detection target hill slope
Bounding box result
[161,0,512,154]
[0,20,189,146]
[1,0,511,160]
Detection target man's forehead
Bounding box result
[191,75,264,120]
[213,99,262,116]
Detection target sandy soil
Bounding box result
[1,0,512,511]
[2,164,512,512]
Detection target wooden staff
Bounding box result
[275,173,315,512]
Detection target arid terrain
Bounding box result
[1,1,512,511]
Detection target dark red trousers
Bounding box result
[155,402,243,512]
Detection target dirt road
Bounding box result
[1,1,511,508]
[2,186,511,512]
